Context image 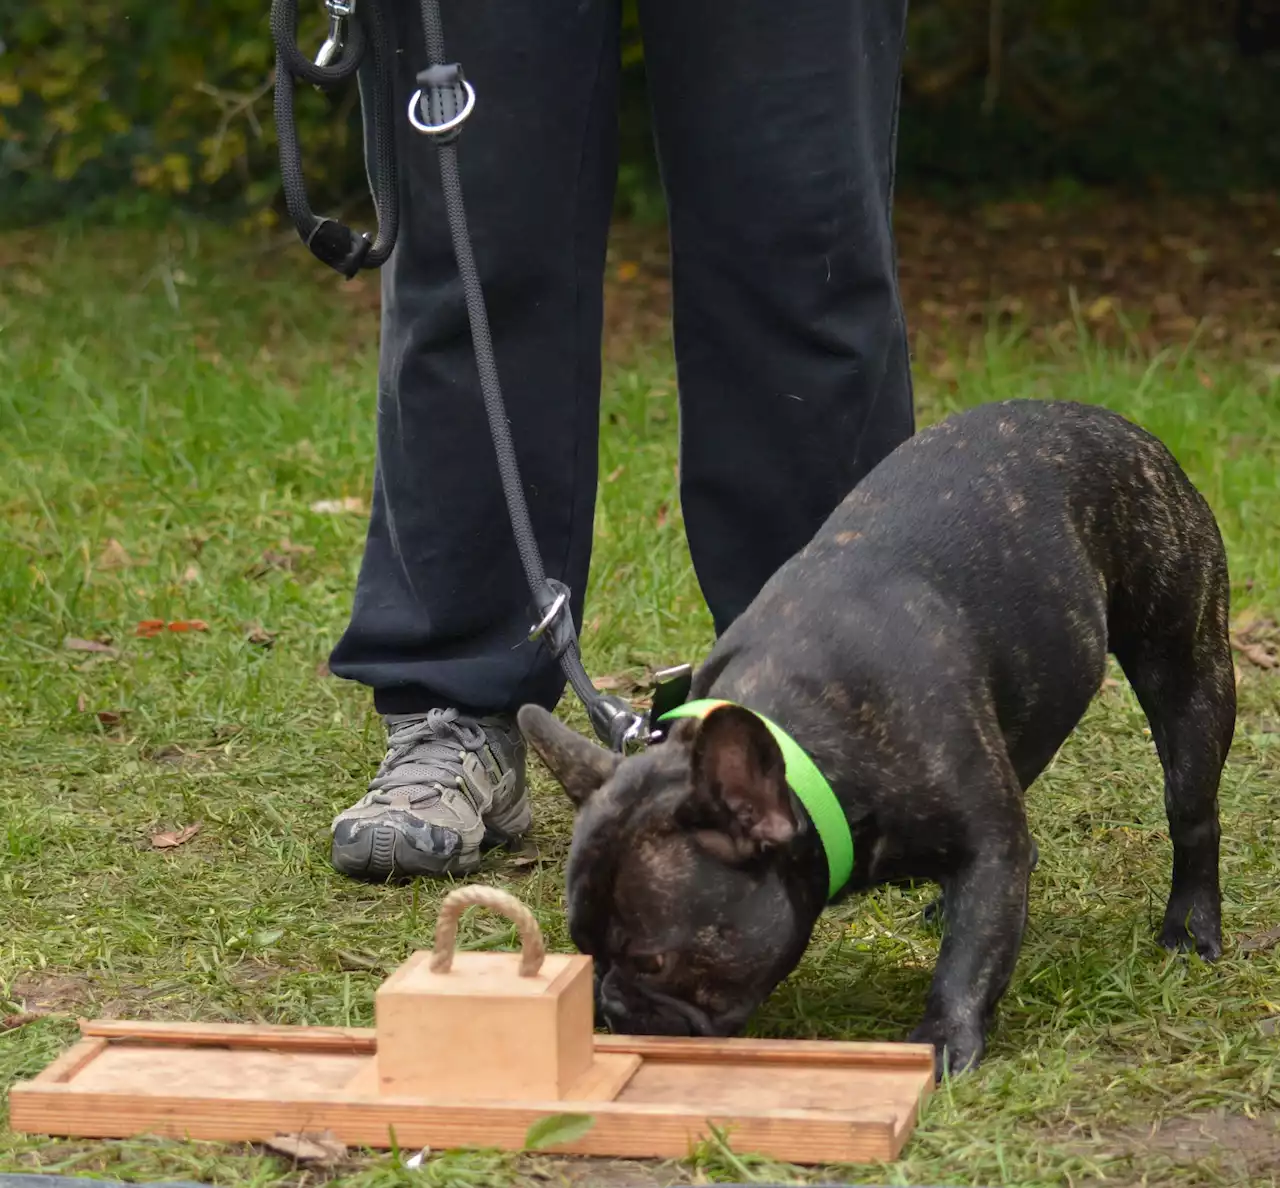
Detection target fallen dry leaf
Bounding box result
[1237,925,1280,955]
[310,496,366,515]
[63,637,119,656]
[315,660,331,678]
[181,564,201,584]
[616,261,640,282]
[263,1131,348,1165]
[150,823,202,850]
[245,624,276,647]
[1,1012,47,1033]
[655,502,669,529]
[506,840,543,869]
[1233,637,1278,669]
[136,618,210,637]
[592,674,630,691]
[250,541,314,576]
[1231,606,1263,635]
[1085,295,1114,321]
[96,539,133,569]
[96,710,128,726]
[249,552,291,578]
[76,692,88,713]
[1229,611,1279,669]
[11,272,48,297]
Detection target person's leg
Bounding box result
[638,0,914,633]
[328,0,620,879]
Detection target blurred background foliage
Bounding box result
[1,0,1278,226]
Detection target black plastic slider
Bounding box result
[305,218,372,278]
[409,62,475,144]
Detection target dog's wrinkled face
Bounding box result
[517,703,816,1038]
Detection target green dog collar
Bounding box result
[658,698,853,899]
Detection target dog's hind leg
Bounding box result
[1113,561,1235,961]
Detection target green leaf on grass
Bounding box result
[522,1112,595,1151]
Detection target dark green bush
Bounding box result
[1,0,1276,226]
[0,0,351,224]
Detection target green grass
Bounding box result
[1,221,1279,1188]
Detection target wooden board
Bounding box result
[10,1021,935,1165]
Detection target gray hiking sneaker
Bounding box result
[331,709,530,880]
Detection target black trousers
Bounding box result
[328,0,915,717]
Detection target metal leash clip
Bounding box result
[646,664,694,743]
[315,0,357,68]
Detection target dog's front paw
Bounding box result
[1158,918,1223,961]
[908,1015,985,1081]
[1158,893,1223,961]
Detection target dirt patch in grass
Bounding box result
[603,194,1280,368]
[6,973,95,1015]
[6,970,167,1021]
[1112,1111,1280,1179]
[5,965,298,1022]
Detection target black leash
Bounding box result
[270,0,692,750]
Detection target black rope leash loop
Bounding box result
[271,0,398,275]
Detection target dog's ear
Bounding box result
[517,704,621,807]
[687,704,796,859]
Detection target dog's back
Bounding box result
[725,399,1232,786]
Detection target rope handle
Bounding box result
[429,886,546,977]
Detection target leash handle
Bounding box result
[271,0,399,274]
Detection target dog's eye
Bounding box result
[630,952,667,976]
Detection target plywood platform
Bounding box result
[11,890,934,1164]
[10,1020,935,1164]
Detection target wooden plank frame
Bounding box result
[10,1021,936,1165]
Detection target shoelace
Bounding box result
[366,709,487,803]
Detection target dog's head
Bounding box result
[517,703,822,1037]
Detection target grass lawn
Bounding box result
[2,211,1280,1188]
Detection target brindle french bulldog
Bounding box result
[518,399,1236,1077]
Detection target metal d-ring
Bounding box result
[528,590,567,643]
[407,79,477,137]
